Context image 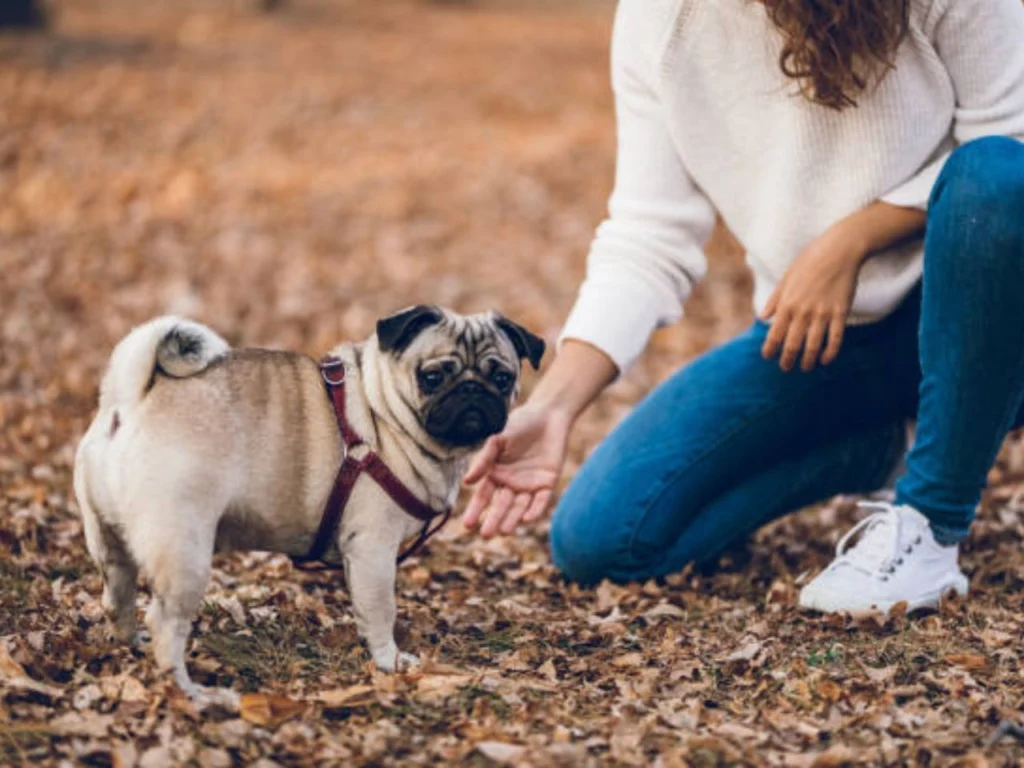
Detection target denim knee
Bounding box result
[930,136,1024,215]
[549,482,626,587]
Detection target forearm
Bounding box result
[528,340,618,421]
[835,200,927,259]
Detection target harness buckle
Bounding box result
[321,358,347,387]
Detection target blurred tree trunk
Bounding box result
[0,0,47,29]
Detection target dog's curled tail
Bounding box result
[99,316,229,413]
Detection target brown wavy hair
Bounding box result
[762,0,910,110]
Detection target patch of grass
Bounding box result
[807,644,843,667]
[199,613,358,691]
[453,685,513,720]
[478,628,516,653]
[0,561,34,635]
[0,725,53,765]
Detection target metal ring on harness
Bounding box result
[321,358,347,386]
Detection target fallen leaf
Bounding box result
[810,745,858,767]
[111,741,139,768]
[416,673,474,701]
[862,665,897,684]
[686,736,744,764]
[0,645,62,698]
[945,653,990,672]
[316,684,377,708]
[138,745,173,768]
[949,753,990,768]
[816,679,844,703]
[402,566,430,589]
[595,580,618,612]
[50,711,114,738]
[197,747,234,768]
[239,693,306,727]
[73,683,103,710]
[209,595,247,625]
[120,675,150,703]
[588,606,627,626]
[612,652,645,669]
[724,639,764,663]
[887,601,909,621]
[537,658,558,681]
[645,601,686,619]
[476,741,527,764]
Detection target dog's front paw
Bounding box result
[396,651,420,671]
[180,682,241,711]
[372,646,420,673]
[198,687,241,711]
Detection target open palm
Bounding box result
[462,404,571,537]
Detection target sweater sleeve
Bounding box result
[881,0,1024,210]
[558,1,716,374]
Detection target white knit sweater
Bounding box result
[560,0,1024,372]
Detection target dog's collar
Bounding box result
[292,356,451,570]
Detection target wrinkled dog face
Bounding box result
[376,306,545,450]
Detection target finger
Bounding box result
[463,436,503,485]
[761,310,791,360]
[500,492,532,535]
[481,486,515,538]
[462,478,496,529]
[800,314,828,372]
[821,311,847,365]
[759,286,781,320]
[779,314,810,372]
[523,489,553,523]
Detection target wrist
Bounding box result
[527,383,584,424]
[526,339,616,422]
[828,217,872,264]
[834,201,926,259]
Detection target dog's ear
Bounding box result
[495,314,546,370]
[376,305,444,354]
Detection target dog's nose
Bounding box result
[457,380,486,395]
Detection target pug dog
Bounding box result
[73,306,544,705]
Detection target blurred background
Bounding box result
[0,0,751,481]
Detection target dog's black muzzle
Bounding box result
[424,381,508,447]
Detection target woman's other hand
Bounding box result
[760,201,926,372]
[759,226,865,371]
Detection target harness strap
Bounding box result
[292,357,450,570]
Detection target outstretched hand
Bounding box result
[462,404,572,537]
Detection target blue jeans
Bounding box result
[551,136,1024,586]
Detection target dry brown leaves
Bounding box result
[2,0,1024,765]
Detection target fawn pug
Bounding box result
[73,306,544,704]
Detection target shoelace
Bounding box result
[832,502,923,580]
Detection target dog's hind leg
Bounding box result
[75,468,139,643]
[137,517,238,708]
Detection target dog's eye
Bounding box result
[490,370,514,393]
[418,369,445,393]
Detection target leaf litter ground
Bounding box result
[2,1,1024,765]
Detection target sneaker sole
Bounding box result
[799,572,969,618]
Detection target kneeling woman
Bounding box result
[463,0,1024,614]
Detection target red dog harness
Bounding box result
[292,357,451,569]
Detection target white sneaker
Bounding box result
[798,502,968,616]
